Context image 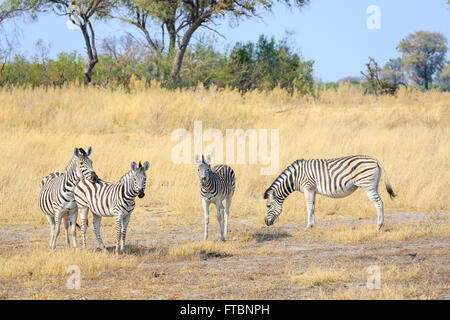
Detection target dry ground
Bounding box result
[0,209,448,300]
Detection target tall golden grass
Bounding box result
[0,84,448,227]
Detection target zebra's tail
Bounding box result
[378,162,396,199]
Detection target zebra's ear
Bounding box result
[194,154,202,164]
[143,161,150,171]
[74,147,80,157]
[205,154,212,164]
[86,146,92,156]
[131,161,138,171]
[263,188,272,200]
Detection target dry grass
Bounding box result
[0,84,448,227]
[314,263,438,300]
[310,220,450,244]
[291,265,350,288]
[0,247,137,280]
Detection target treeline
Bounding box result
[0,35,314,94]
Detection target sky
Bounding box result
[1,0,449,82]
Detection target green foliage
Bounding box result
[436,61,450,85]
[397,31,448,89]
[0,51,84,87]
[228,35,314,94]
[0,34,314,94]
[0,0,43,23]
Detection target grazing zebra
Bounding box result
[264,155,396,231]
[74,161,149,255]
[39,147,98,249]
[195,154,235,241]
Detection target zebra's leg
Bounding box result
[51,211,63,250]
[216,201,225,242]
[46,215,55,249]
[69,210,78,249]
[202,199,210,241]
[92,214,105,250]
[224,196,232,236]
[362,186,384,231]
[120,214,131,254]
[63,217,70,248]
[115,214,123,256]
[304,190,316,231]
[79,207,89,249]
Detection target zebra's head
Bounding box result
[263,188,283,226]
[130,161,149,198]
[74,146,98,183]
[195,154,212,185]
[195,155,211,185]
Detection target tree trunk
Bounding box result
[170,19,204,85]
[80,22,98,86]
[423,65,429,90]
[83,59,98,86]
[166,20,177,54]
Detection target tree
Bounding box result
[337,76,361,86]
[0,0,42,23]
[361,57,403,95]
[381,57,406,85]
[170,0,310,85]
[228,35,314,94]
[110,0,164,53]
[112,0,310,86]
[436,61,450,85]
[397,31,448,90]
[42,1,114,85]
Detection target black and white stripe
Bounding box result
[264,155,395,230]
[74,161,149,255]
[196,154,236,241]
[38,147,98,249]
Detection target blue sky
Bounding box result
[2,0,449,82]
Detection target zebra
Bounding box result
[195,154,236,241]
[74,161,149,255]
[39,147,98,249]
[263,155,396,231]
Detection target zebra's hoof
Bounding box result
[304,224,313,231]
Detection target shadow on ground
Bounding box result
[101,244,232,260]
[244,229,292,243]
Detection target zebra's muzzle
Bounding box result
[265,216,274,226]
[138,190,145,198]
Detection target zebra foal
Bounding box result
[74,161,149,255]
[195,154,235,241]
[39,147,98,249]
[264,155,396,231]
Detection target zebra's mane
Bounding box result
[64,155,78,174]
[40,172,64,187]
[119,170,134,183]
[264,160,303,199]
